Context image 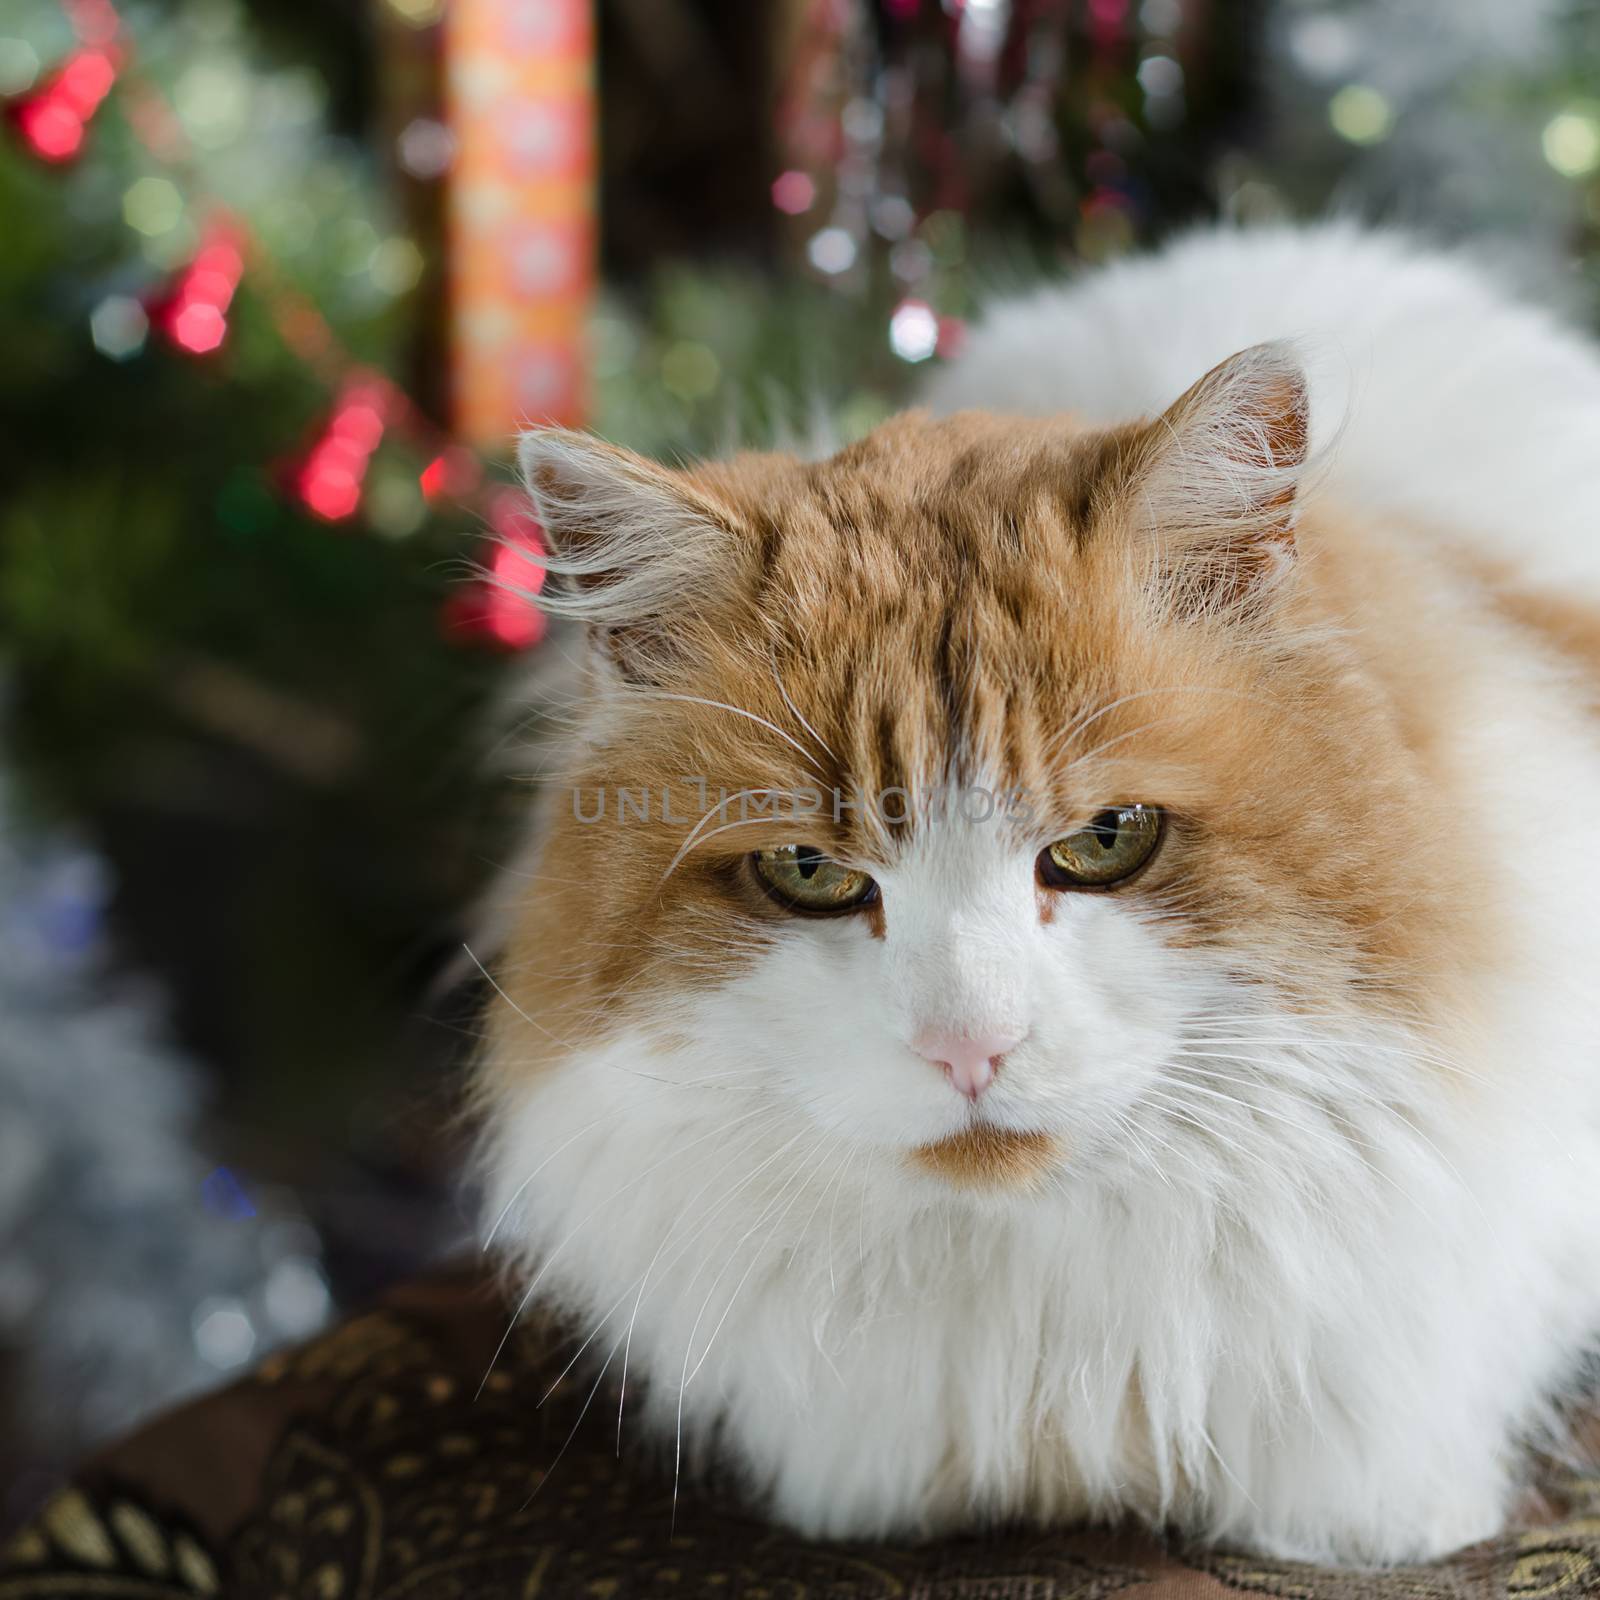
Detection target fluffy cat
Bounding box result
[475,224,1600,1565]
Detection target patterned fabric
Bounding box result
[4,1266,1599,1599]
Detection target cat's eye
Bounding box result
[1038,806,1164,889]
[752,845,878,915]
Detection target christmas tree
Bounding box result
[0,0,544,1187]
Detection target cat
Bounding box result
[474,224,1600,1566]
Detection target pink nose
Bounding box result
[913,1029,1021,1100]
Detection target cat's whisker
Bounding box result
[771,658,840,766]
[1169,1048,1503,1237]
[824,1136,855,1297]
[1060,713,1200,773]
[603,1063,771,1091]
[1132,1088,1345,1226]
[1158,1062,1378,1161]
[463,942,572,1049]
[538,1281,639,1409]
[1132,1081,1318,1203]
[1146,1073,1447,1232]
[615,1108,807,1453]
[665,1126,818,1346]
[660,798,787,882]
[636,688,827,778]
[516,1320,630,1515]
[1044,683,1278,762]
[476,1102,785,1397]
[683,1131,835,1389]
[482,1104,626,1251]
[467,944,728,1065]
[672,1128,824,1523]
[792,1134,854,1274]
[1103,1104,1194,1189]
[1175,1020,1571,1137]
[499,1104,796,1454]
[858,1148,874,1270]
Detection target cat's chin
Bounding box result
[907,1124,1060,1193]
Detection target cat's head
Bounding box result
[482,344,1473,1200]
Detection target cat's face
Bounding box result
[485,346,1473,1198]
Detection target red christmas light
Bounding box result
[154,229,245,355]
[16,98,85,161]
[419,454,450,501]
[11,45,119,164]
[295,378,391,523]
[485,492,548,649]
[444,488,547,650]
[418,446,482,504]
[57,46,117,112]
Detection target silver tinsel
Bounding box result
[0,767,329,1518]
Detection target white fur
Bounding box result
[482,225,1600,1565]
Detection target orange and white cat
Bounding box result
[475,225,1600,1565]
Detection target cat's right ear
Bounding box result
[516,428,735,684]
[1113,341,1311,624]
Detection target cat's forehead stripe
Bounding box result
[682,411,1157,854]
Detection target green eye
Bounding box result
[1039,806,1163,888]
[752,845,878,914]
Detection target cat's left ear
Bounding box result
[1123,340,1310,617]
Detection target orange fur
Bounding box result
[909,1126,1060,1191]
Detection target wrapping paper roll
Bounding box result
[444,0,595,446]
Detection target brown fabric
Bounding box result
[3,1266,1598,1598]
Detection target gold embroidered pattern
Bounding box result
[5,1295,1597,1599]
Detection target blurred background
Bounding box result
[3,0,1599,1533]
